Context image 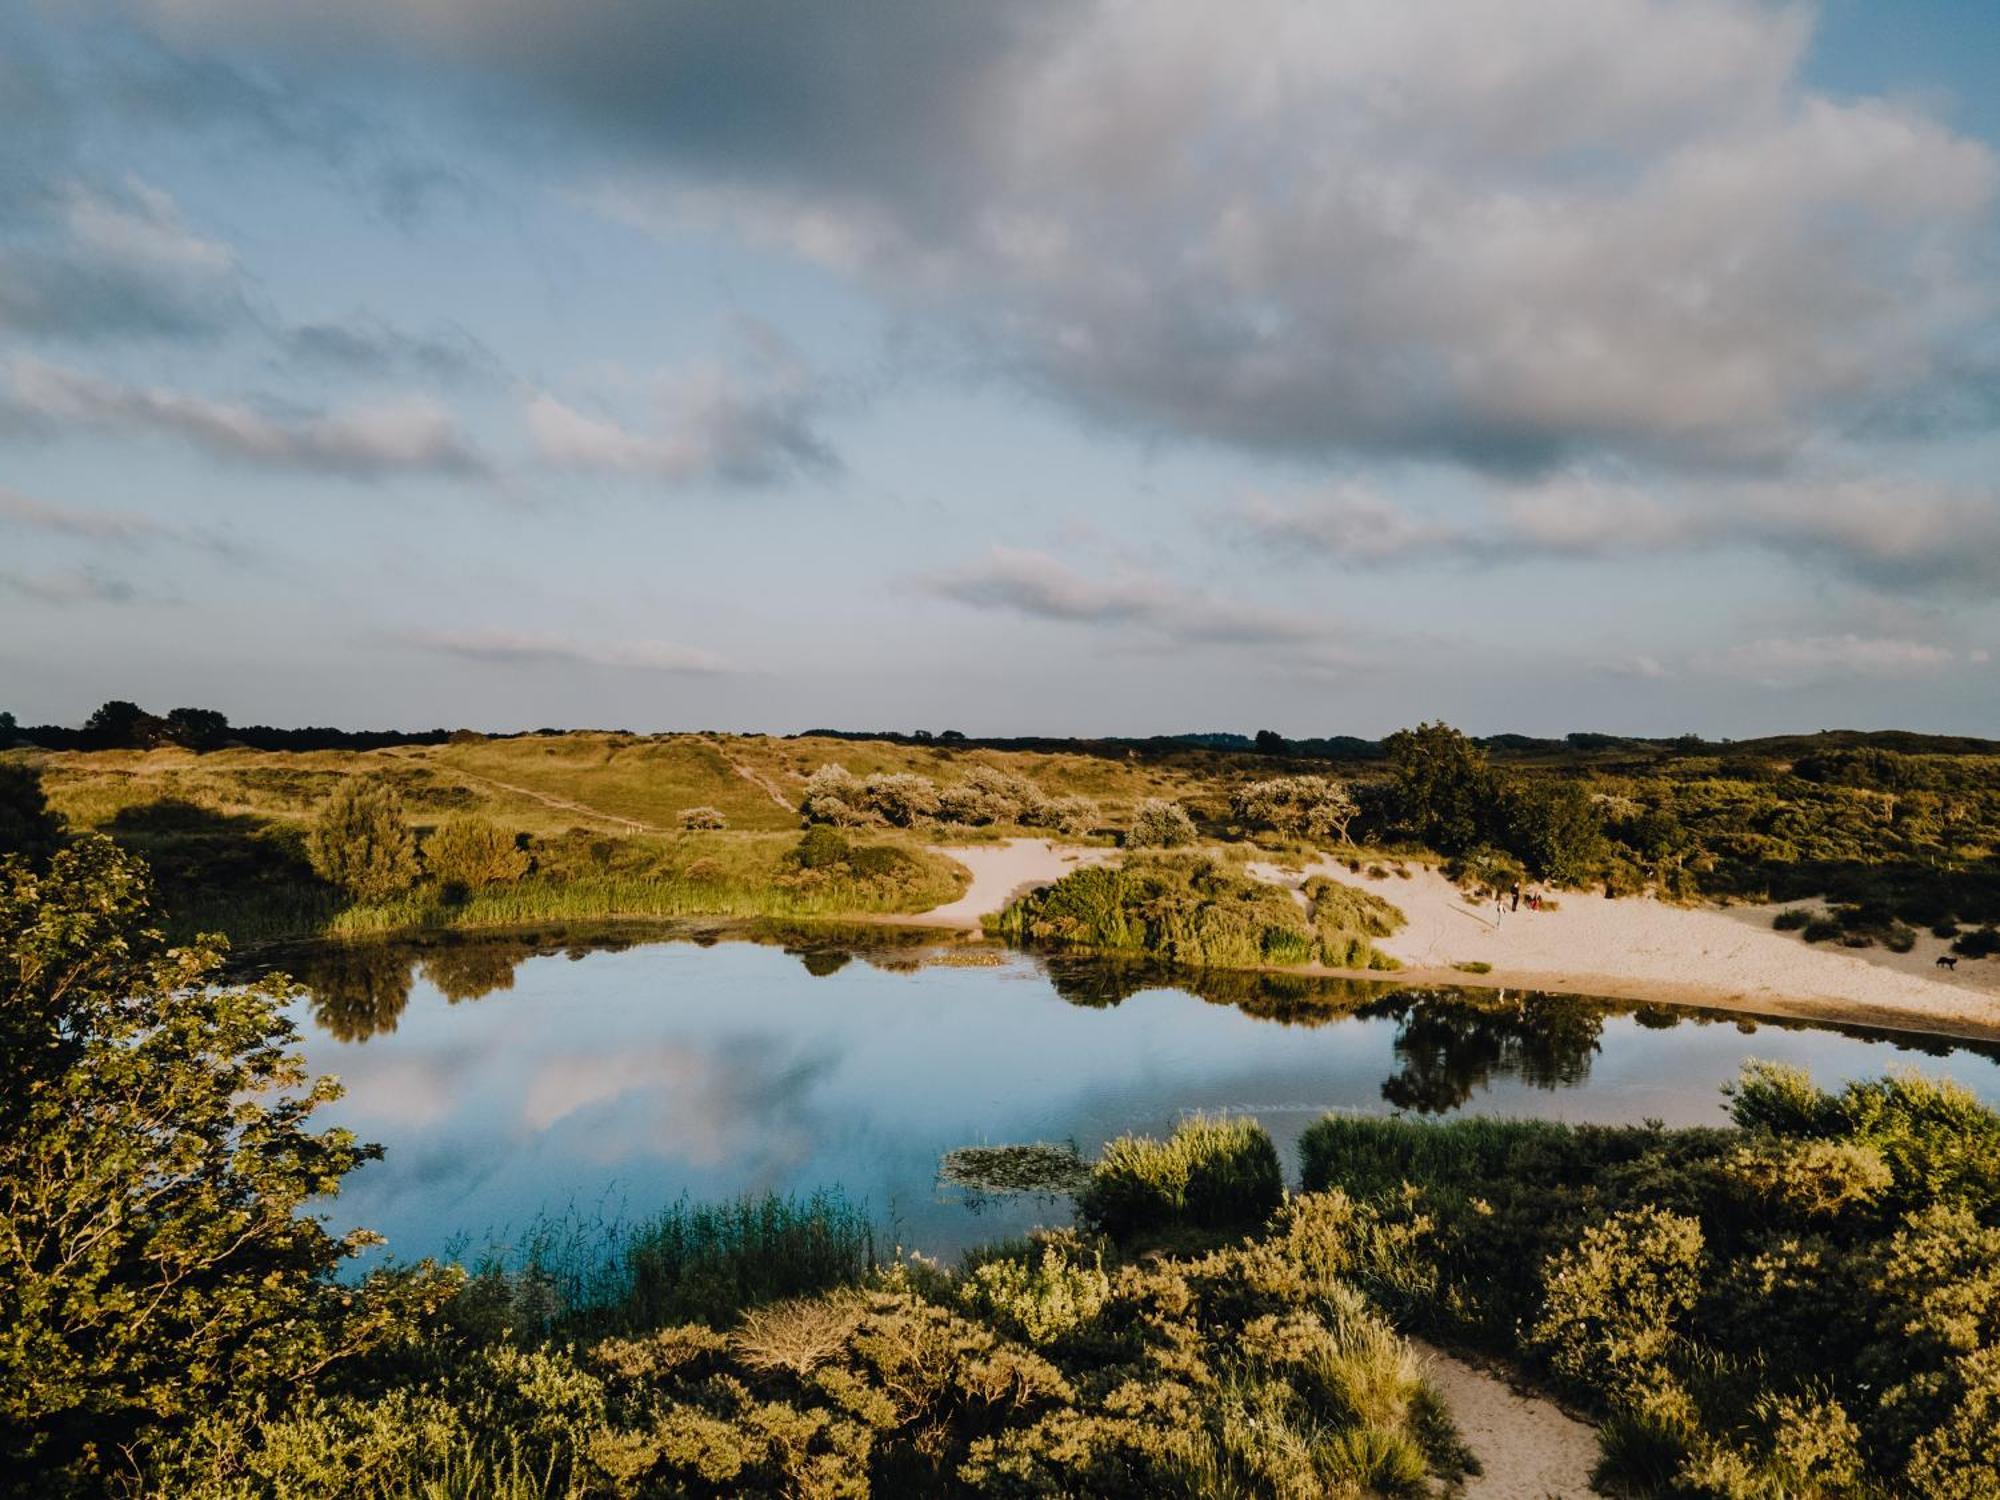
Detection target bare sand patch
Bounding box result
[1417,1340,1601,1498]
[1258,860,2000,1040]
[910,839,1113,928]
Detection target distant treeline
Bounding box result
[7,699,1998,764]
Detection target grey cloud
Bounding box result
[0,485,252,561]
[1238,474,2000,593]
[0,566,145,606]
[923,546,1335,652]
[4,357,486,479]
[130,0,2000,472]
[275,316,503,386]
[389,627,732,674]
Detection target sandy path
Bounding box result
[389,751,665,834]
[1255,860,2000,1038]
[1418,1341,1600,1498]
[910,839,1113,928]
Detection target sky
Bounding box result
[3,0,1998,739]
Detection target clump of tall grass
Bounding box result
[1079,1115,1284,1240]
[459,1190,878,1337]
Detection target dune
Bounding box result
[910,838,1113,928]
[1270,860,2000,1040]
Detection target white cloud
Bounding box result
[526,324,838,487]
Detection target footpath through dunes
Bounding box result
[905,838,1115,927]
[1415,1342,1602,1499]
[1257,859,2000,1040]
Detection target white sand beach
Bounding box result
[910,838,1114,928]
[1279,860,2000,1040]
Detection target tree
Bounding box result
[163,707,230,752]
[306,777,420,903]
[1232,776,1359,845]
[1254,729,1290,757]
[0,764,63,866]
[421,817,529,894]
[1384,721,1499,855]
[0,710,16,743]
[82,700,169,751]
[1501,779,1607,885]
[0,837,454,1489]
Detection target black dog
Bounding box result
[1937,955,1959,971]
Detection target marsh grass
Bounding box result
[1079,1115,1284,1240]
[458,1190,879,1337]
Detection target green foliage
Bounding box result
[1125,798,1197,848]
[1499,777,1607,885]
[1078,1116,1284,1240]
[307,776,420,902]
[1297,1065,2000,1498]
[1384,721,1499,856]
[959,1238,1110,1346]
[422,817,530,893]
[0,836,457,1494]
[995,857,1403,973]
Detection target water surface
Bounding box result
[280,927,2000,1263]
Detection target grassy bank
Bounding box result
[992,853,1406,973]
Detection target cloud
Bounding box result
[391,627,733,674]
[1236,472,2000,593]
[1694,634,1959,689]
[0,566,145,606]
[134,0,2000,472]
[3,357,486,478]
[276,316,502,386]
[0,177,246,344]
[0,483,250,560]
[923,545,1335,652]
[526,323,838,487]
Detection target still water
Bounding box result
[278,926,2000,1264]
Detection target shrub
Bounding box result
[423,818,530,893]
[1127,798,1197,849]
[1079,1116,1283,1239]
[677,805,727,831]
[1772,908,1812,931]
[1530,1206,1705,1404]
[1801,916,1844,943]
[1953,926,2000,959]
[860,772,939,827]
[958,1239,1110,1346]
[937,765,1050,826]
[799,764,869,826]
[306,777,420,902]
[1038,793,1100,838]
[1231,776,1359,845]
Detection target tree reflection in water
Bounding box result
[1362,990,1606,1112]
[292,944,417,1042]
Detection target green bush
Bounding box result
[422,817,530,893]
[1079,1115,1284,1239]
[676,805,727,830]
[306,776,420,902]
[1772,908,1812,931]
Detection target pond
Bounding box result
[275,925,2000,1266]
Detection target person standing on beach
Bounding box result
[1511,885,1521,912]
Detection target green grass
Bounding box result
[1078,1114,1285,1240]
[995,854,1403,974]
